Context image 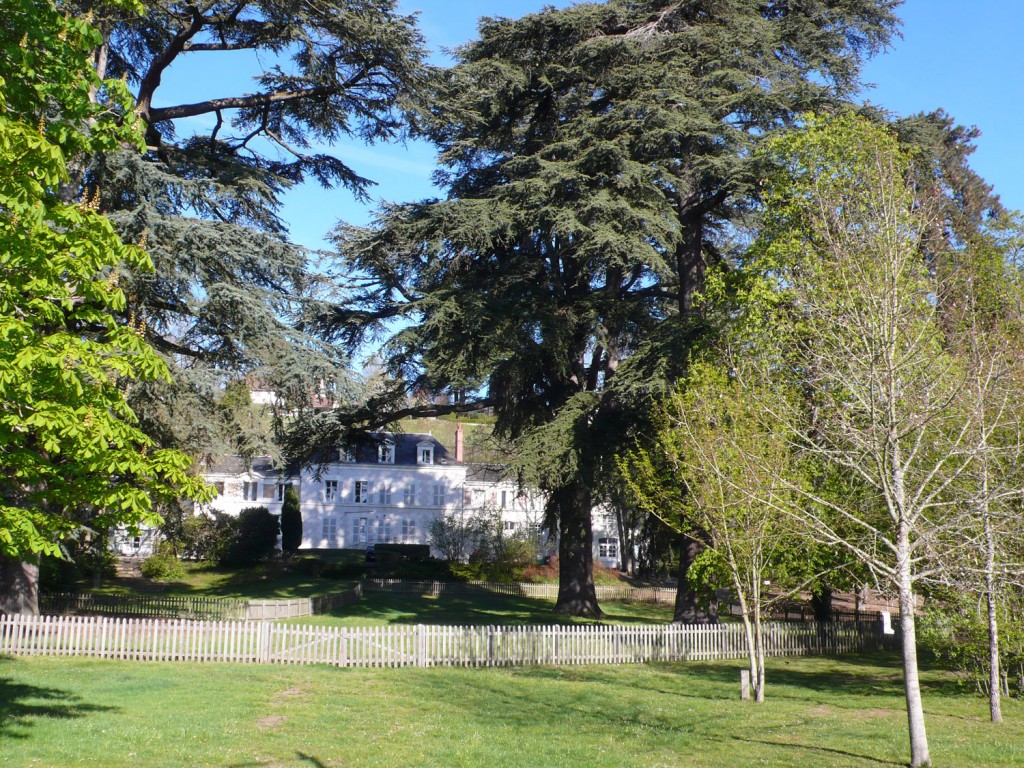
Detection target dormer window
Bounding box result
[417,442,434,465]
[378,439,395,464]
[340,448,356,463]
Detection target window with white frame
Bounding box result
[323,479,339,501]
[275,483,290,502]
[242,481,259,501]
[378,440,395,464]
[402,518,416,542]
[598,537,618,559]
[418,443,434,465]
[261,482,276,501]
[353,516,368,544]
[378,483,392,504]
[212,481,225,496]
[500,490,507,509]
[403,483,415,506]
[322,517,337,539]
[340,447,357,463]
[502,520,518,533]
[431,483,445,507]
[382,518,392,542]
[354,480,370,503]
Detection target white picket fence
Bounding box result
[0,614,897,668]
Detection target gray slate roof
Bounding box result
[204,432,457,476]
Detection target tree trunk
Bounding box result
[0,557,40,615]
[673,533,717,624]
[553,482,602,618]
[676,204,705,318]
[811,585,834,622]
[614,505,634,575]
[984,512,1002,723]
[754,606,766,703]
[897,536,931,767]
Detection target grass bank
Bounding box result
[287,588,675,627]
[1,653,1020,767]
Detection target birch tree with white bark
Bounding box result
[747,112,1017,768]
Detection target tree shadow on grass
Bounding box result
[655,653,965,705]
[731,736,904,767]
[229,752,328,768]
[318,584,668,627]
[0,661,119,739]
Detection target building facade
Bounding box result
[200,427,621,569]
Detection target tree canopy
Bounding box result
[0,0,211,610]
[76,0,429,457]
[298,0,900,616]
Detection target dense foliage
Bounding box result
[0,0,210,581]
[300,0,900,617]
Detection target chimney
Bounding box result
[455,422,464,463]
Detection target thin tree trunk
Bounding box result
[0,556,40,615]
[736,591,757,697]
[984,511,1002,723]
[754,606,766,703]
[553,482,602,618]
[897,530,931,768]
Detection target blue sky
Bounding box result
[162,0,1024,251]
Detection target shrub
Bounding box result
[178,513,237,562]
[141,552,185,580]
[219,506,279,568]
[375,543,430,562]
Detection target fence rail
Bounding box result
[0,614,897,668]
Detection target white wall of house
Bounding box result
[300,461,464,550]
[198,433,622,568]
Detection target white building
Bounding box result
[200,425,621,568]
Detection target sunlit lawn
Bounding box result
[2,652,1021,767]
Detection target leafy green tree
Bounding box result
[0,0,211,613]
[75,0,429,457]
[746,112,1022,767]
[305,0,899,616]
[280,486,302,556]
[621,359,817,702]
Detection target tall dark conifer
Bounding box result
[79,0,428,456]
[306,0,899,616]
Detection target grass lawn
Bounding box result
[287,588,676,627]
[2,652,1021,767]
[88,560,360,600]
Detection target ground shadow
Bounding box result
[0,662,119,739]
[732,736,904,766]
[317,583,667,626]
[670,653,965,701]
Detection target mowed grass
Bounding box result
[2,652,1022,767]
[288,588,676,627]
[89,558,362,600]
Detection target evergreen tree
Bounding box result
[302,0,899,616]
[280,486,302,556]
[76,0,428,456]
